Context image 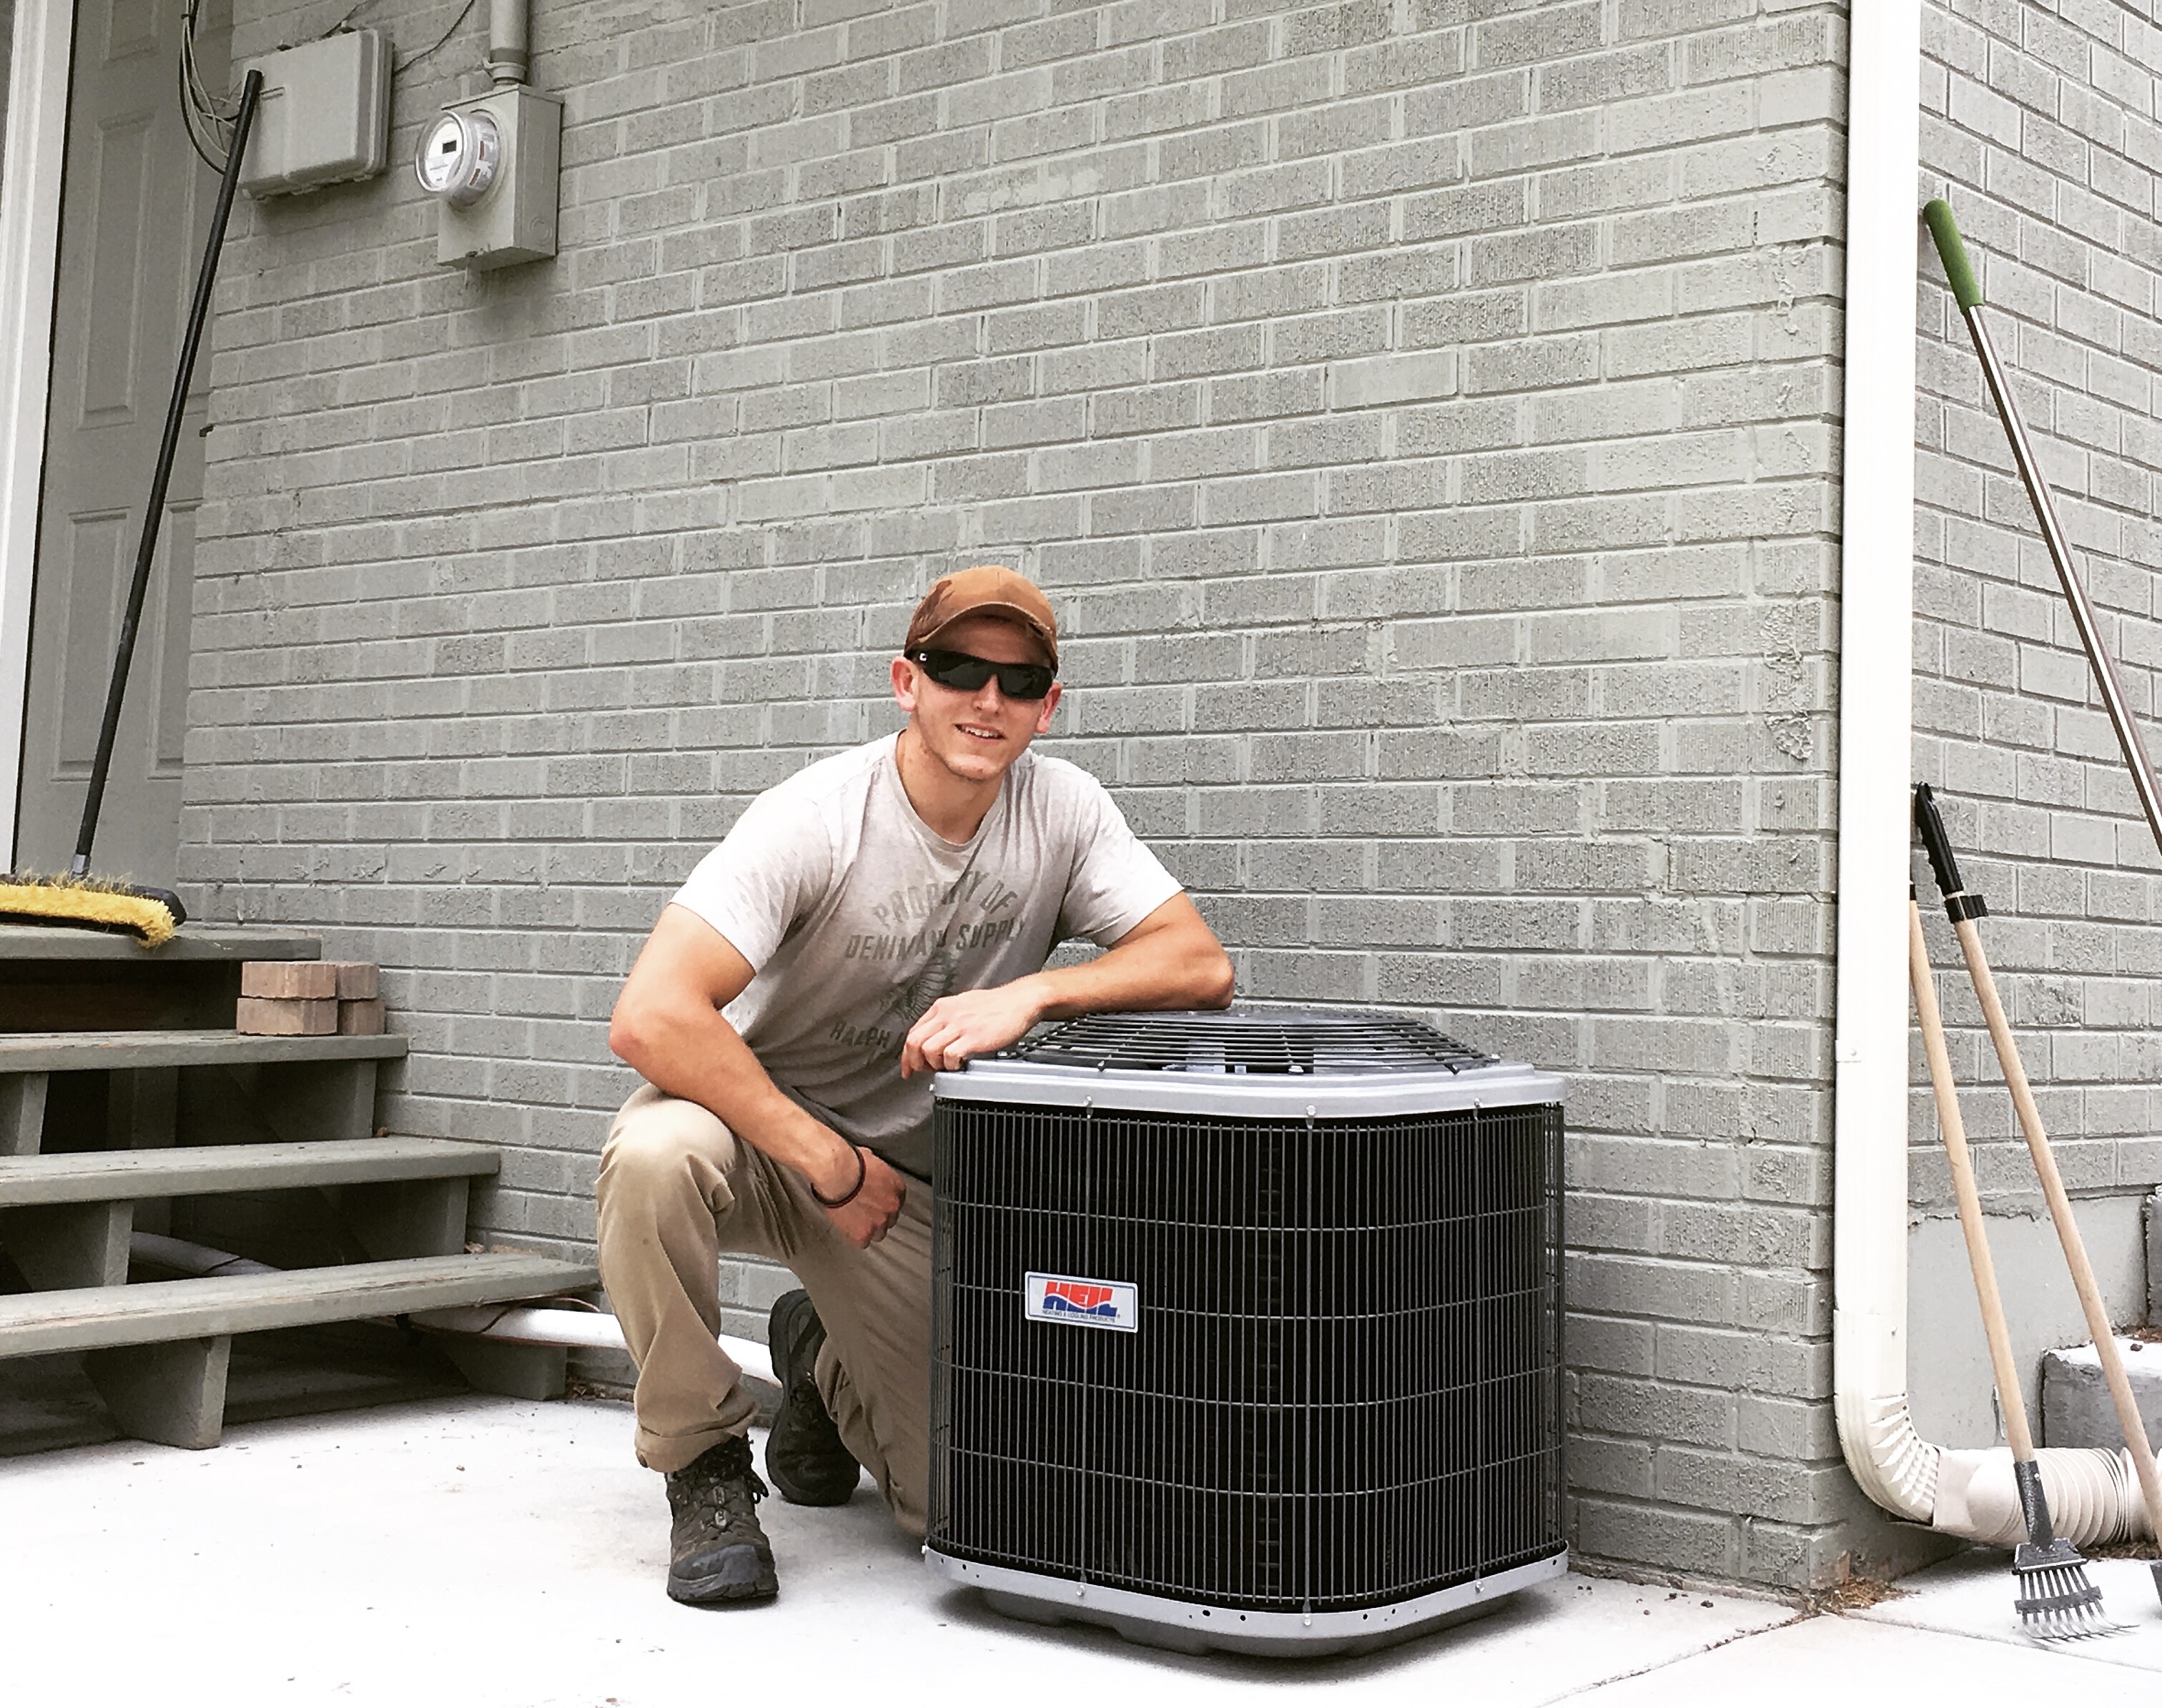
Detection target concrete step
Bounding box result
[0,1253,598,1449]
[0,926,327,1034]
[2040,1337,2162,1451]
[0,1028,406,1072]
[0,924,320,964]
[1,1031,410,1156]
[2,1138,493,1291]
[0,1253,596,1356]
[0,1137,500,1207]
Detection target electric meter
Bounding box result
[424,87,561,270]
[415,108,501,208]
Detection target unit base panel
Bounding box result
[924,1546,1568,1658]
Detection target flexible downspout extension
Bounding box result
[485,0,528,86]
[1834,0,2149,1549]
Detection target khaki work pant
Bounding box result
[595,1084,932,1536]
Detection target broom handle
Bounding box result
[1950,913,2162,1534]
[1923,199,2162,859]
[1909,900,2036,1461]
[69,70,262,877]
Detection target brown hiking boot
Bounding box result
[664,1436,778,1606]
[765,1289,862,1506]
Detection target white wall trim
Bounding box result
[0,0,74,872]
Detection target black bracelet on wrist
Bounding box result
[812,1145,868,1209]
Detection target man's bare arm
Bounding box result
[901,893,1234,1077]
[609,905,904,1245]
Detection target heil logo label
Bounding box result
[1024,1271,1138,1333]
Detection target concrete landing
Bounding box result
[0,922,318,962]
[1,1394,2158,1706]
[1575,1614,2151,1705]
[2042,1336,2162,1449]
[1858,1548,2162,1672]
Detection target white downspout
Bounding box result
[1832,0,1931,1524]
[1834,0,2147,1546]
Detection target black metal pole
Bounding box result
[69,69,262,877]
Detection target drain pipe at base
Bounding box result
[410,1299,777,1388]
[128,1232,776,1388]
[1832,0,2148,1549]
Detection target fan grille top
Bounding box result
[994,1007,1494,1077]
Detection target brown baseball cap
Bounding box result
[904,566,1058,666]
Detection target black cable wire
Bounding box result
[177,0,237,171]
[177,51,224,170]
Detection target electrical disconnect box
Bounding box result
[237,31,392,197]
[419,86,561,270]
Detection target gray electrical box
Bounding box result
[431,86,561,270]
[237,31,393,197]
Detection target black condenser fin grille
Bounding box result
[929,1073,1565,1617]
[997,1007,1496,1075]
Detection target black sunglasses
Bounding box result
[906,648,1056,701]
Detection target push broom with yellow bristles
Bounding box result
[0,71,263,949]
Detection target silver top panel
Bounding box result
[933,1007,1563,1119]
[934,1056,1564,1120]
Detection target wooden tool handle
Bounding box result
[1953,914,2162,1533]
[1911,904,2036,1460]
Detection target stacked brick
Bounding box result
[236,963,384,1037]
[191,1,1848,1586]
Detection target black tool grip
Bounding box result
[2013,1458,2058,1547]
[1914,783,1988,920]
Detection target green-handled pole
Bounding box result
[1923,198,2162,860]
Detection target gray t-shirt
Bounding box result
[670,734,1182,1177]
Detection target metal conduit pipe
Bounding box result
[485,0,529,86]
[1833,0,2149,1549]
[126,1232,776,1388]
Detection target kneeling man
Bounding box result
[598,566,1234,1606]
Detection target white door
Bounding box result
[14,0,223,882]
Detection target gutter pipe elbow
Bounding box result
[1835,1383,1938,1523]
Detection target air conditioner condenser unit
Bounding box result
[926,1007,1567,1657]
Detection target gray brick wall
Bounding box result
[191,1,1850,1587]
[1912,0,2162,1430]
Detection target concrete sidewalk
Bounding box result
[1,1394,2156,1707]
